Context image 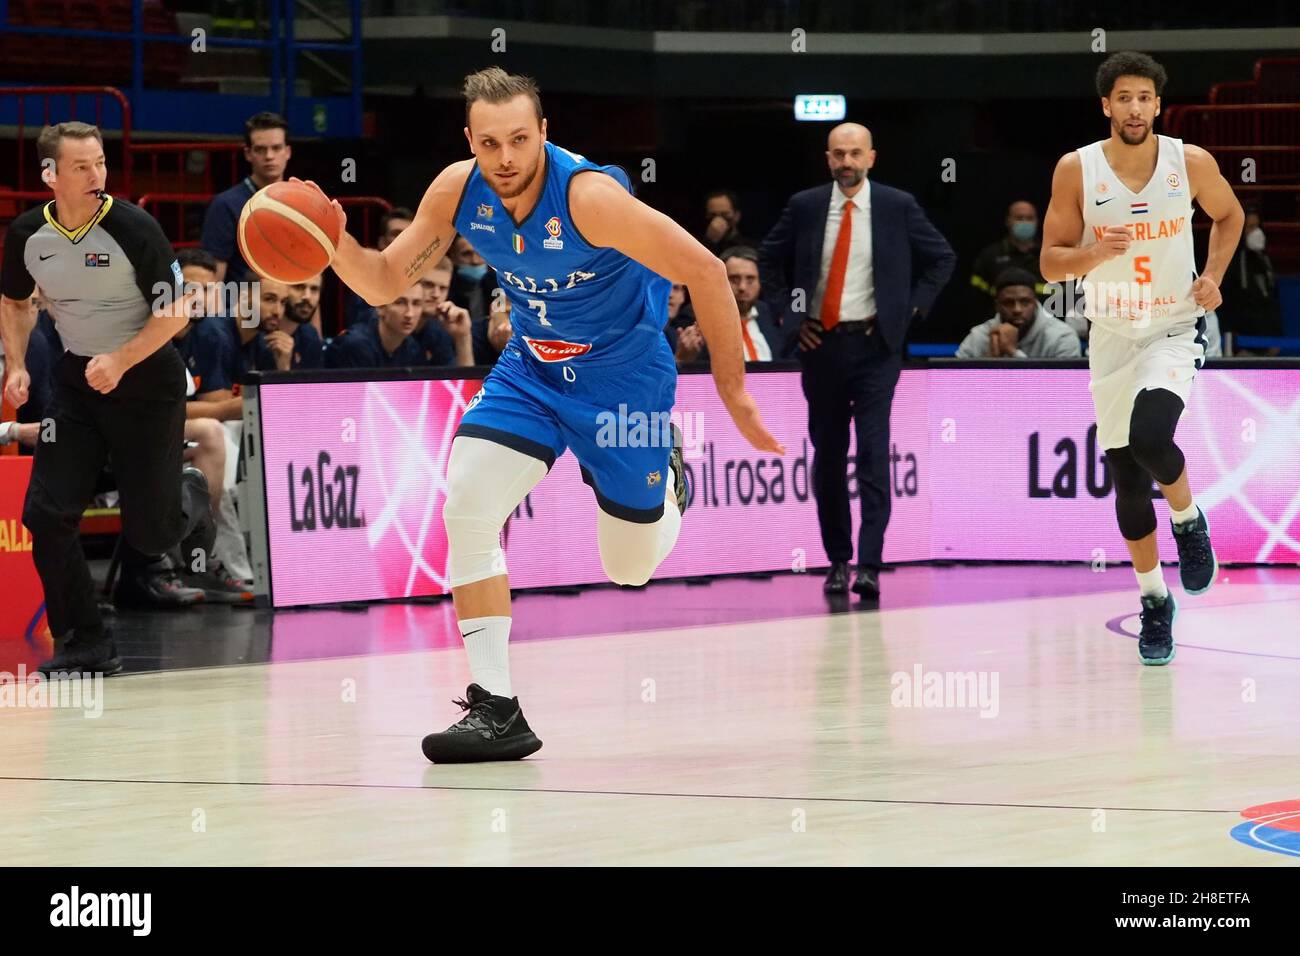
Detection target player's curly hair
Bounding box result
[1095,51,1167,99]
[462,67,544,127]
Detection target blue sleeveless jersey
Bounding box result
[451,140,671,369]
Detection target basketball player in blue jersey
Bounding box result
[1042,52,1243,666]
[307,67,784,762]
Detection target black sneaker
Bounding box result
[1171,507,1217,595]
[669,422,688,516]
[1138,592,1177,666]
[421,683,543,764]
[37,628,123,677]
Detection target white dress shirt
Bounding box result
[741,306,773,361]
[811,181,876,323]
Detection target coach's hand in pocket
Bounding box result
[797,319,825,351]
[86,353,127,394]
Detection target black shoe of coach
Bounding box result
[823,561,850,594]
[113,552,204,609]
[37,627,123,677]
[851,567,880,600]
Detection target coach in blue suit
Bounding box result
[759,123,955,598]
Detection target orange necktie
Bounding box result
[820,200,854,330]
[739,311,758,360]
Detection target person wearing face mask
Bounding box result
[971,200,1049,301]
[448,234,498,322]
[1220,207,1283,353]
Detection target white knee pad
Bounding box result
[443,436,548,588]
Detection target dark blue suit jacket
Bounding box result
[688,299,796,365]
[758,180,956,354]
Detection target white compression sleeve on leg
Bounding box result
[444,436,549,588]
[596,467,682,586]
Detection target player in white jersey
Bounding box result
[1041,52,1243,665]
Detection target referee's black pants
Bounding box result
[22,346,187,641]
[799,324,903,571]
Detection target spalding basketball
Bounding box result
[237,181,340,284]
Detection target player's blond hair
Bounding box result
[462,67,543,128]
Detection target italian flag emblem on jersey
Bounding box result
[512,234,524,254]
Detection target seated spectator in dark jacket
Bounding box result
[261,271,325,370]
[172,248,241,421]
[1220,207,1283,353]
[700,190,757,258]
[663,281,696,353]
[326,282,426,369]
[471,293,513,367]
[417,258,475,366]
[957,268,1081,359]
[676,247,789,366]
[342,205,414,328]
[0,301,58,450]
[449,235,498,322]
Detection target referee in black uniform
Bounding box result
[1,123,198,675]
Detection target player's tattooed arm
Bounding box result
[322,161,468,305]
[403,237,443,280]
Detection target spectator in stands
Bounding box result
[341,206,415,329]
[675,248,787,365]
[700,189,757,258]
[957,268,1081,358]
[471,292,513,366]
[0,298,55,450]
[418,258,475,366]
[1220,206,1283,354]
[285,271,323,335]
[263,272,325,370]
[971,200,1048,300]
[450,234,498,321]
[663,281,694,353]
[173,248,239,420]
[200,112,291,284]
[326,282,426,369]
[377,206,413,251]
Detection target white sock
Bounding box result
[1170,500,1199,526]
[458,616,512,698]
[1135,565,1168,600]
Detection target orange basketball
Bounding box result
[237,181,340,284]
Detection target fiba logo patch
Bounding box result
[1230,800,1300,857]
[1096,181,1109,195]
[476,203,494,219]
[543,216,564,251]
[646,470,661,488]
[1166,173,1180,189]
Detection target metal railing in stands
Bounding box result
[0,85,133,197]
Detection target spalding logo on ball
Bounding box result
[237,181,340,284]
